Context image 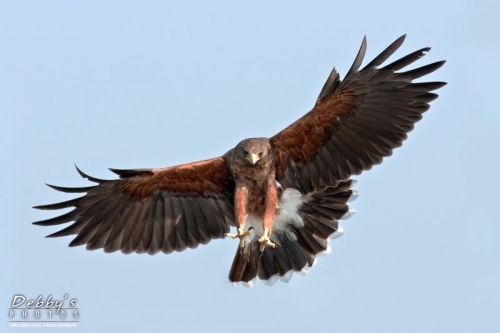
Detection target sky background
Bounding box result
[2,1,499,332]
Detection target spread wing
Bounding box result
[271,35,446,191]
[33,157,236,255]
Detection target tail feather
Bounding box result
[259,237,313,280]
[228,241,260,284]
[228,179,357,286]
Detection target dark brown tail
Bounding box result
[228,241,261,286]
[228,179,357,286]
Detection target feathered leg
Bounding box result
[225,186,251,247]
[258,182,278,252]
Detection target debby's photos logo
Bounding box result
[8,294,79,328]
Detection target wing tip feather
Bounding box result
[345,35,367,77]
[74,163,108,183]
[108,168,153,178]
[44,183,96,193]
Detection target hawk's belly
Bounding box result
[245,188,305,242]
[243,178,272,216]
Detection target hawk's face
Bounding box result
[236,138,272,166]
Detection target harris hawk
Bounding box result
[34,35,445,286]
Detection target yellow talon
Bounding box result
[258,233,276,252]
[225,227,252,248]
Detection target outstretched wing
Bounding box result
[271,35,446,191]
[34,157,236,255]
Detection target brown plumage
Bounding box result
[224,138,276,217]
[34,35,446,286]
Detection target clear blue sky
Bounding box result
[2,1,499,332]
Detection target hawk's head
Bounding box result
[236,138,273,166]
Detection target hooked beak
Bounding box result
[247,153,260,165]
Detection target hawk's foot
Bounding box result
[258,233,276,252]
[225,227,252,248]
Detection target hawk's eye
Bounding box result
[243,150,249,156]
[258,152,263,158]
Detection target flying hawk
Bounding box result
[34,35,445,286]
